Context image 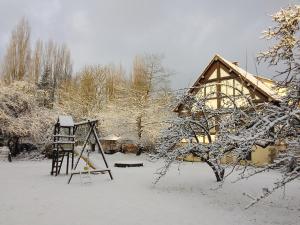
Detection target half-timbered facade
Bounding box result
[175,54,281,165]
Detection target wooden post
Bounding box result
[92,124,113,180]
[73,123,94,170]
[66,152,69,175]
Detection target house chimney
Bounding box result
[232,61,239,66]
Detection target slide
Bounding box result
[74,148,97,170]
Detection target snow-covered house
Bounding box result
[174,54,283,165]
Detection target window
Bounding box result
[206,99,218,109]
[243,87,250,95]
[235,96,249,107]
[234,80,244,95]
[220,79,234,96]
[220,97,234,108]
[255,95,260,100]
[196,87,205,98]
[246,151,252,161]
[205,83,217,98]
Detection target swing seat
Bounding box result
[84,166,89,171]
[68,168,111,183]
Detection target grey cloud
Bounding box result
[0,0,298,89]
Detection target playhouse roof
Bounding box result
[57,115,74,127]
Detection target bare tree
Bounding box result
[29,39,43,84]
[130,54,171,144]
[154,5,300,207]
[131,54,170,97]
[1,18,31,84]
[153,83,255,183]
[105,64,126,101]
[237,5,300,207]
[37,40,73,104]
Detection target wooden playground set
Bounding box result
[51,115,113,184]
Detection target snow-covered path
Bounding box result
[0,153,299,225]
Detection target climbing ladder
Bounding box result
[51,116,75,176]
[0,146,11,162]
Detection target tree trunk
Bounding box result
[137,115,142,139]
[203,159,224,182]
[8,136,20,157]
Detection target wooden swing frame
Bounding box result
[67,119,113,184]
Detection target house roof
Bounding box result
[218,55,278,100]
[175,54,280,112]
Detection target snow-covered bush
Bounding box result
[0,81,57,154]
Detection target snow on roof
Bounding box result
[217,54,279,101]
[100,134,120,141]
[254,75,275,84]
[174,54,280,112]
[58,115,74,127]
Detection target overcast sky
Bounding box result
[0,0,298,89]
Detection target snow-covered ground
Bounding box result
[0,152,299,225]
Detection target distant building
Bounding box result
[100,134,139,154]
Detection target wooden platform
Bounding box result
[114,161,143,168]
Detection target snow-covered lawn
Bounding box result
[0,153,299,225]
